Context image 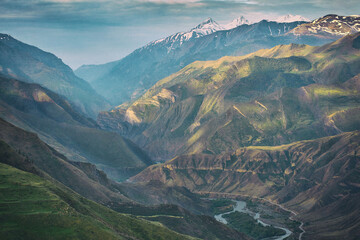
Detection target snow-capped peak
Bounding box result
[190,17,224,34]
[223,16,251,30]
[276,14,310,23]
[145,17,225,51]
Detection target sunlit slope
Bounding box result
[99,33,360,161]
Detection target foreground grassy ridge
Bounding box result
[0,163,196,240]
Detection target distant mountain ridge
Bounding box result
[76,19,307,105]
[275,14,310,23]
[223,16,251,29]
[0,33,110,118]
[288,14,360,37]
[76,14,355,106]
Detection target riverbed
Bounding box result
[214,200,292,240]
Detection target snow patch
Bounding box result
[223,16,251,30]
[276,14,310,23]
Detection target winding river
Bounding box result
[214,200,292,240]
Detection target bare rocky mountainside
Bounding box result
[132,131,360,239]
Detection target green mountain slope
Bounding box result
[98,33,360,161]
[132,131,360,240]
[0,76,152,181]
[0,161,198,240]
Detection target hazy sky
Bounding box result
[1,0,359,69]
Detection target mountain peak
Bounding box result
[276,14,310,23]
[223,16,251,30]
[203,17,214,24]
[0,33,13,41]
[192,17,223,31]
[186,17,224,37]
[289,14,360,37]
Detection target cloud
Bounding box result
[1,0,359,28]
[1,0,360,68]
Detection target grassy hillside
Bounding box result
[0,162,199,240]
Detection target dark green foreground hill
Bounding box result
[0,118,249,240]
[0,158,195,239]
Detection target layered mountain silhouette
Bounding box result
[99,33,360,239]
[0,33,110,118]
[0,75,152,181]
[76,14,357,106]
[76,18,307,105]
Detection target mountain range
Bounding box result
[75,17,308,105]
[1,12,360,240]
[75,14,358,106]
[98,32,360,162]
[275,14,310,23]
[98,31,360,239]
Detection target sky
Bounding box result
[1,0,359,69]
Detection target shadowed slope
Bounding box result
[0,76,152,181]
